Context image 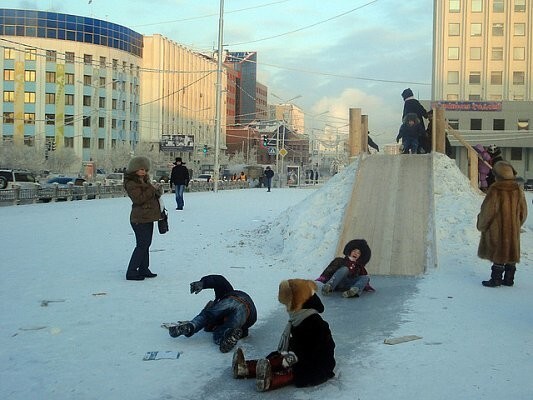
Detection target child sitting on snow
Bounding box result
[232,279,336,392]
[317,239,374,298]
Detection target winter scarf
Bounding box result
[278,308,318,352]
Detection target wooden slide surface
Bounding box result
[336,154,435,276]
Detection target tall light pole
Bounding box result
[213,0,224,193]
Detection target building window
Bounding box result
[112,59,118,70]
[83,75,92,86]
[98,138,105,149]
[514,0,526,12]
[65,73,75,85]
[489,94,502,100]
[100,56,106,68]
[24,92,36,103]
[517,119,529,131]
[4,69,15,81]
[448,47,460,60]
[4,48,15,59]
[513,47,525,60]
[514,23,525,36]
[112,80,118,90]
[470,47,481,60]
[449,0,460,12]
[24,70,36,82]
[24,113,35,124]
[65,115,74,126]
[448,119,459,129]
[510,148,522,161]
[46,50,57,62]
[493,119,505,130]
[99,97,106,108]
[491,47,503,60]
[490,71,503,85]
[469,72,481,84]
[3,112,15,123]
[46,71,56,83]
[83,95,92,106]
[65,94,74,105]
[83,116,91,127]
[470,23,482,36]
[112,99,117,109]
[99,117,105,128]
[448,71,459,84]
[99,77,106,87]
[449,23,460,36]
[3,91,15,102]
[492,23,504,36]
[45,93,56,104]
[469,94,481,100]
[513,71,525,85]
[471,0,482,12]
[45,114,55,125]
[64,137,74,148]
[83,138,91,148]
[84,54,93,65]
[112,119,117,129]
[447,94,459,101]
[65,52,75,63]
[493,0,504,12]
[25,48,37,61]
[471,119,482,130]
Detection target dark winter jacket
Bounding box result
[124,173,162,223]
[396,114,426,143]
[402,98,428,129]
[200,275,257,331]
[477,177,527,264]
[319,239,371,281]
[170,164,190,186]
[289,294,336,387]
[264,168,274,179]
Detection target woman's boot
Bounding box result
[232,348,257,378]
[502,264,516,286]
[482,264,504,287]
[255,359,294,391]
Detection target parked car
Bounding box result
[524,179,533,191]
[153,169,170,183]
[190,174,212,182]
[0,169,38,190]
[104,173,124,186]
[39,176,91,201]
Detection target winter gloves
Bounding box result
[190,280,203,294]
[280,351,298,368]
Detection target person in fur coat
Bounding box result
[232,279,336,392]
[317,239,374,298]
[477,161,527,287]
[123,156,163,280]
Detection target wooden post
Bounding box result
[434,106,446,154]
[349,108,362,156]
[361,114,369,153]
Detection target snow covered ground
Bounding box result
[1,154,532,400]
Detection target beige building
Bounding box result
[268,103,305,134]
[432,0,533,179]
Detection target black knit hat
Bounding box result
[343,239,371,265]
[401,88,414,100]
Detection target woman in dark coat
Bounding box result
[232,279,336,392]
[124,156,163,280]
[477,161,527,287]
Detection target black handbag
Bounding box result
[158,208,169,234]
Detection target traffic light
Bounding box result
[51,141,56,151]
[262,135,268,146]
[203,144,208,154]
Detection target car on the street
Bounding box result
[190,174,212,182]
[0,169,38,190]
[104,173,124,186]
[524,179,533,191]
[154,169,170,183]
[39,176,92,201]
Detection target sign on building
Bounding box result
[160,135,195,152]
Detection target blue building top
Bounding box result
[0,9,143,57]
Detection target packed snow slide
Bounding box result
[336,154,435,275]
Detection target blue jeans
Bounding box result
[325,266,370,292]
[266,177,272,191]
[127,222,153,276]
[174,184,185,209]
[190,297,248,344]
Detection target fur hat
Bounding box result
[493,161,516,181]
[278,279,317,312]
[343,239,371,265]
[126,156,151,173]
[401,88,414,100]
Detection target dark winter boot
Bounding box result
[232,348,257,378]
[502,264,516,287]
[482,264,504,287]
[168,322,194,338]
[219,328,242,353]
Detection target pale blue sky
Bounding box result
[3,0,434,144]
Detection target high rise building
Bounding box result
[225,51,258,125]
[432,0,533,179]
